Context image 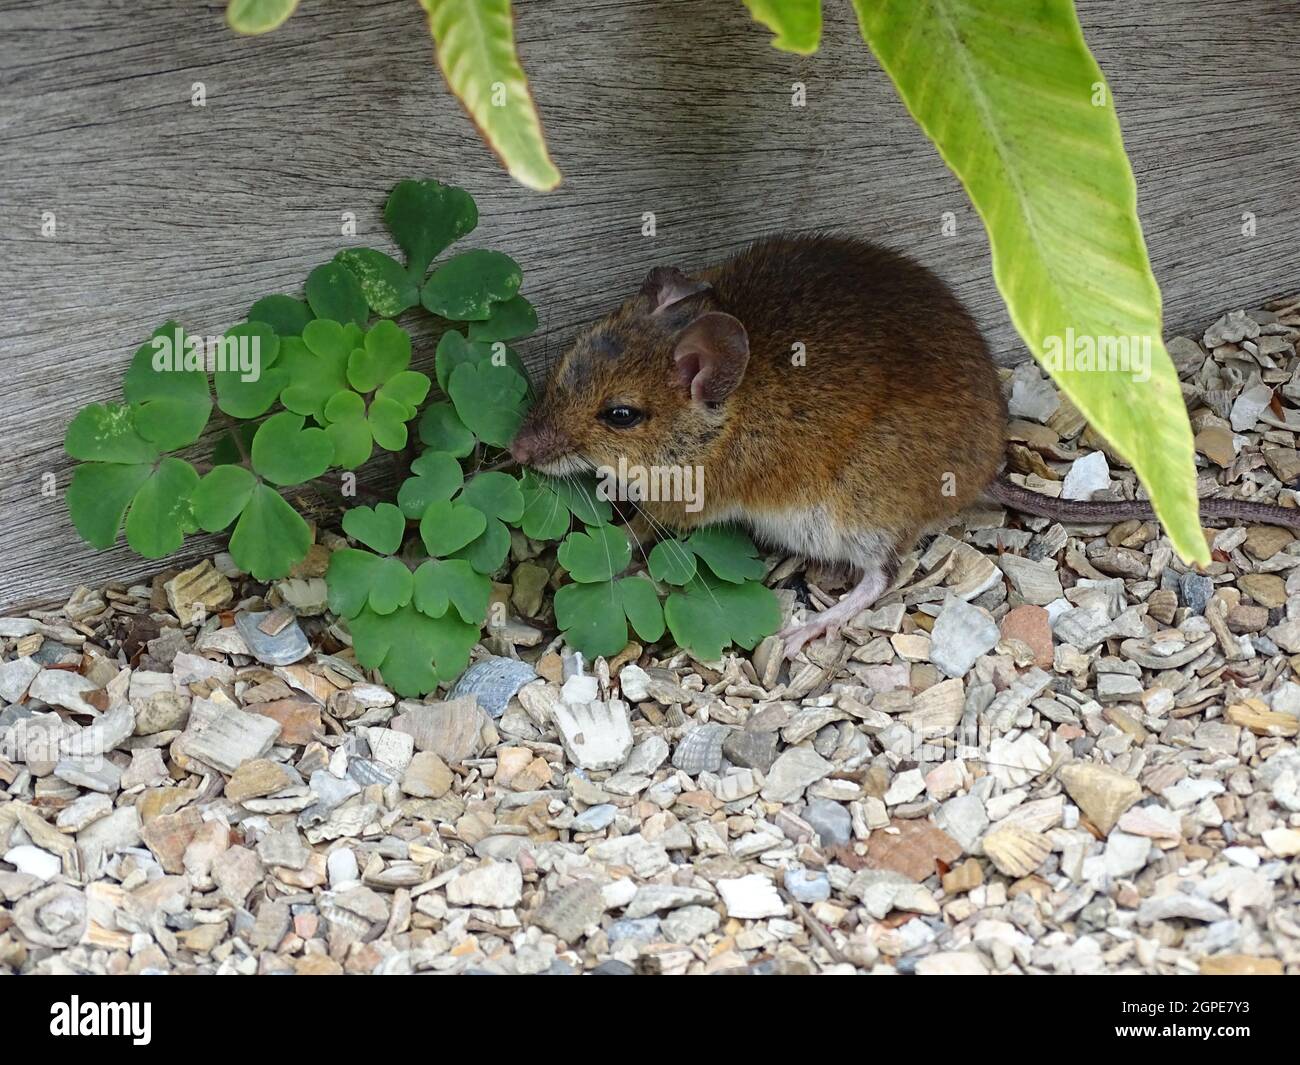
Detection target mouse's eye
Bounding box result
[599,405,644,429]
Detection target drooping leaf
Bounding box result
[852,0,1205,565]
[334,248,420,317]
[412,558,491,624]
[342,502,407,555]
[741,0,822,53]
[124,457,199,558]
[422,249,523,321]
[226,0,299,34]
[383,179,479,278]
[448,360,528,447]
[418,401,476,457]
[190,464,258,532]
[247,294,314,337]
[67,462,153,549]
[228,483,313,581]
[557,524,632,583]
[64,403,159,464]
[123,323,212,450]
[250,412,334,486]
[305,261,369,327]
[419,0,561,192]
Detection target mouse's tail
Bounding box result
[986,474,1300,529]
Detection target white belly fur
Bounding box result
[723,504,895,570]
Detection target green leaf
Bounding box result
[348,319,412,393]
[324,413,373,470]
[419,499,488,557]
[617,576,666,643]
[412,558,491,624]
[247,294,314,337]
[741,0,822,53]
[384,179,479,279]
[124,457,199,558]
[368,395,413,452]
[452,518,512,575]
[226,0,299,34]
[686,525,766,583]
[213,321,287,419]
[250,412,334,487]
[518,473,573,541]
[279,331,352,421]
[648,539,698,586]
[852,0,1205,566]
[459,471,524,522]
[434,329,490,392]
[67,462,153,549]
[422,249,523,321]
[123,323,212,450]
[191,464,257,532]
[350,602,479,696]
[369,556,415,615]
[376,371,431,417]
[342,502,407,555]
[467,294,537,341]
[326,547,382,618]
[419,0,561,192]
[558,524,632,583]
[448,360,527,447]
[418,401,476,457]
[550,474,614,526]
[335,248,420,317]
[553,581,630,660]
[664,574,782,661]
[305,262,369,327]
[229,483,313,581]
[398,450,464,518]
[65,403,159,464]
[213,423,258,466]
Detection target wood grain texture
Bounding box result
[2,0,1298,609]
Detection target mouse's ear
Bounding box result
[674,312,749,404]
[642,266,711,314]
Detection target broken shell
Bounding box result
[983,825,1052,878]
[448,656,539,720]
[671,723,730,775]
[13,883,87,948]
[235,610,311,666]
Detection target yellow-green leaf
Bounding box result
[420,0,560,192]
[741,0,822,54]
[851,0,1206,566]
[226,0,300,35]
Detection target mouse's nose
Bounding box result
[510,437,532,464]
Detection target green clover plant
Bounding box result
[63,178,781,698]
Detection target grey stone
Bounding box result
[802,798,852,846]
[929,595,999,678]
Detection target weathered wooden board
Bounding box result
[2,0,1298,609]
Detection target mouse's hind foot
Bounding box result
[780,562,894,659]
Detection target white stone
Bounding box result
[929,595,999,678]
[552,699,634,771]
[28,670,100,715]
[1230,382,1273,432]
[3,845,61,881]
[717,874,785,919]
[559,674,598,705]
[0,656,41,702]
[1061,450,1112,501]
[883,768,926,806]
[618,664,651,702]
[446,860,523,908]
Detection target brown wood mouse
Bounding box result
[510,234,1300,657]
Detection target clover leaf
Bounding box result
[279,322,355,421]
[384,179,478,279]
[347,319,411,393]
[648,538,698,585]
[467,294,538,342]
[66,462,154,549]
[213,321,287,419]
[190,464,257,531]
[417,401,476,458]
[250,412,334,486]
[305,261,368,327]
[412,558,491,625]
[342,502,407,554]
[191,466,312,581]
[448,360,528,448]
[123,323,212,450]
[558,524,632,583]
[517,471,612,540]
[420,499,487,558]
[247,294,314,337]
[555,576,665,659]
[421,249,521,321]
[449,472,525,573]
[65,403,160,464]
[125,458,200,558]
[398,450,463,518]
[321,391,373,469]
[334,248,419,318]
[349,601,479,697]
[370,556,415,614]
[685,525,768,582]
[663,573,782,661]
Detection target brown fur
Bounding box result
[514,234,1006,562]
